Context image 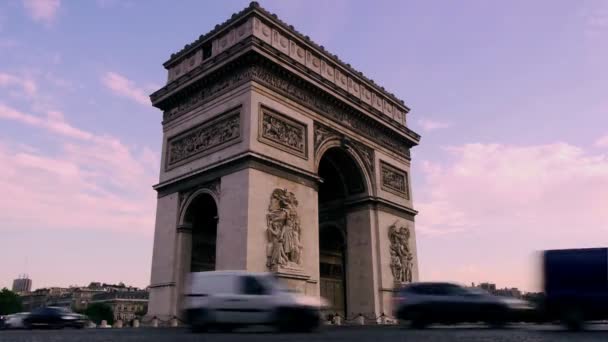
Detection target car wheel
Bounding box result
[276,307,318,333]
[190,310,210,333]
[562,308,585,331]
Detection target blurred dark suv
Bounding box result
[393,282,534,328]
[23,307,87,329]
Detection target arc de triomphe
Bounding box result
[147,2,421,321]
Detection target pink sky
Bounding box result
[1,0,607,292]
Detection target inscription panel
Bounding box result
[258,105,308,159]
[380,160,410,199]
[166,107,241,170]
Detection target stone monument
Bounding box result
[146,2,421,321]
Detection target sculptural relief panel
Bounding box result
[258,105,308,160]
[165,107,241,170]
[266,188,303,270]
[388,221,414,284]
[380,160,410,199]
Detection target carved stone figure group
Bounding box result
[266,188,303,269]
[388,221,413,284]
[262,113,304,153]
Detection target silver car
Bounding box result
[393,282,534,328]
[3,312,29,329]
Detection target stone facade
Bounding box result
[147,2,421,321]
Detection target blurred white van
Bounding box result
[183,271,326,332]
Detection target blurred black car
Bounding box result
[393,282,535,328]
[23,307,87,329]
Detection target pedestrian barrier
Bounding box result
[326,312,398,326]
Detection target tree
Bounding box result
[135,305,148,318]
[84,303,114,325]
[0,288,22,315]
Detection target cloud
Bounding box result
[0,103,158,234]
[22,0,61,25]
[0,103,92,140]
[417,118,450,132]
[0,72,37,96]
[101,72,150,106]
[417,142,608,237]
[415,141,608,290]
[595,134,608,147]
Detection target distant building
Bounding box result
[475,282,522,298]
[12,275,32,294]
[20,287,71,311]
[19,282,147,313]
[479,282,496,292]
[90,291,149,322]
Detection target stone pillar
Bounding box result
[345,206,381,319]
[174,223,193,318]
[147,194,180,320]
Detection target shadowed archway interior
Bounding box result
[184,194,218,272]
[318,147,366,317]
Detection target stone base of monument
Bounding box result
[270,264,311,295]
[270,264,310,281]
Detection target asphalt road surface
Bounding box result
[1,324,608,342]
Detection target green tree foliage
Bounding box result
[135,305,148,318]
[84,303,114,325]
[0,288,22,315]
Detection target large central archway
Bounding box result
[317,146,368,317]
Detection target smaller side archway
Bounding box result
[182,192,218,272]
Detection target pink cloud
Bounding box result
[417,118,450,132]
[416,142,608,289]
[418,142,608,236]
[595,134,608,147]
[0,102,158,234]
[0,72,37,96]
[101,72,150,106]
[0,103,93,140]
[22,0,60,25]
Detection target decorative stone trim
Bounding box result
[314,121,375,178]
[165,107,241,170]
[176,224,193,234]
[148,282,176,289]
[380,161,410,199]
[258,105,308,159]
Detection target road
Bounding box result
[1,324,608,342]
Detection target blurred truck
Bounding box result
[542,247,608,330]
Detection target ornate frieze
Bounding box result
[248,64,413,159]
[380,161,410,199]
[165,108,241,170]
[388,221,413,284]
[258,105,307,159]
[266,189,303,270]
[162,67,254,122]
[161,61,412,161]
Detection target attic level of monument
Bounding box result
[150,2,419,142]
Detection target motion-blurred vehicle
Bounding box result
[2,312,29,329]
[23,307,87,329]
[542,247,608,330]
[393,282,534,328]
[183,271,327,332]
